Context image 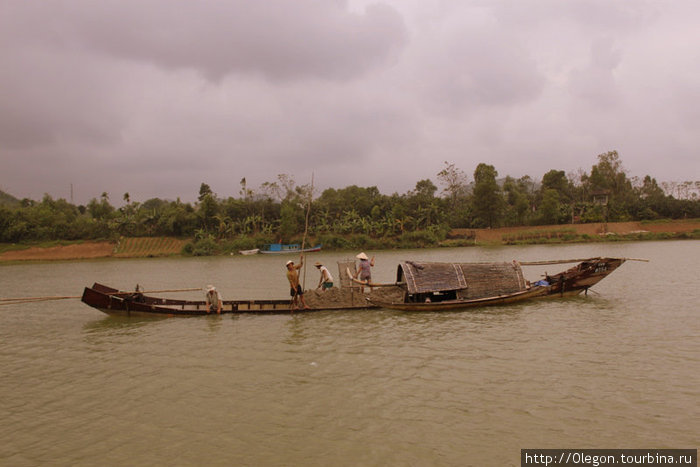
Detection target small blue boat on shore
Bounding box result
[259,243,322,254]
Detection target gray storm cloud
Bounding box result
[1,0,698,203]
[48,0,407,81]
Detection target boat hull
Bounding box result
[543,257,626,296]
[81,283,373,316]
[80,258,628,316]
[368,285,549,311]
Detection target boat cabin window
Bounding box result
[407,290,457,303]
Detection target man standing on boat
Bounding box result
[314,261,334,290]
[286,255,310,310]
[205,285,222,314]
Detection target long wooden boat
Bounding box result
[367,257,629,312]
[81,283,374,317]
[81,257,633,316]
[259,243,322,254]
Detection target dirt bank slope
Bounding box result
[0,242,115,261]
[0,237,190,262]
[452,220,700,243]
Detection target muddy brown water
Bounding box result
[1,241,698,466]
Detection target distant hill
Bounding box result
[0,189,20,207]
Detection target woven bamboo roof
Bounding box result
[397,261,527,298]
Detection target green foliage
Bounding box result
[198,194,219,232]
[87,196,114,220]
[219,234,275,254]
[502,176,534,227]
[1,156,698,248]
[278,201,300,242]
[399,230,440,248]
[315,234,353,250]
[580,204,606,223]
[541,170,572,203]
[0,190,20,207]
[347,233,373,249]
[537,189,568,225]
[184,234,219,256]
[198,183,213,202]
[472,163,505,228]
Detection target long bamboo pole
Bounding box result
[519,257,648,266]
[1,296,80,306]
[0,287,204,305]
[301,172,314,290]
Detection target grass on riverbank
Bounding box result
[501,229,700,245]
[2,220,699,261]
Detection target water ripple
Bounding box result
[1,241,699,465]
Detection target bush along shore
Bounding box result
[2,151,699,261]
[1,220,698,261]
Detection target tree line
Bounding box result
[1,151,698,249]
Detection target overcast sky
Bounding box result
[2,0,699,205]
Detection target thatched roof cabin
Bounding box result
[396,261,527,300]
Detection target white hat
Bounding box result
[206,285,216,292]
[286,260,294,266]
[356,252,369,260]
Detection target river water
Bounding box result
[1,241,698,466]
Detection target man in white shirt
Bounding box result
[314,262,334,290]
[205,285,223,314]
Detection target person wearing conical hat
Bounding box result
[205,284,222,314]
[314,261,334,291]
[354,252,375,292]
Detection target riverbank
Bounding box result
[0,237,187,262]
[1,220,698,261]
[450,220,700,245]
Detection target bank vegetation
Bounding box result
[1,151,698,256]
